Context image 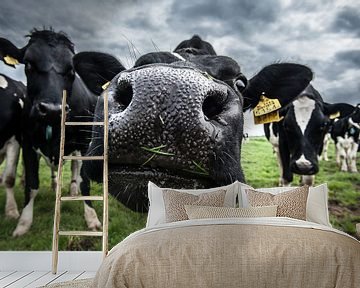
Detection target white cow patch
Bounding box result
[171,52,186,61]
[84,203,102,231]
[349,117,360,129]
[0,75,8,89]
[336,135,358,172]
[293,96,316,134]
[18,98,24,109]
[300,175,315,186]
[295,154,312,169]
[1,137,20,219]
[13,189,38,237]
[320,133,331,161]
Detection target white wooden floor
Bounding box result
[0,270,95,287]
[0,251,102,288]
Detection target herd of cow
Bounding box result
[0,29,359,237]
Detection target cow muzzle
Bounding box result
[291,155,318,175]
[33,102,68,124]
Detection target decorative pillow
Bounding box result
[184,205,278,219]
[146,181,239,227]
[162,189,226,223]
[238,183,331,227]
[245,186,309,220]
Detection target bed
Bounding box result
[91,182,360,288]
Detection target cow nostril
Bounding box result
[114,80,133,109]
[202,90,227,120]
[38,102,47,114]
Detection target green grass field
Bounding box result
[0,137,359,251]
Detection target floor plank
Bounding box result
[75,271,96,280]
[7,271,48,288]
[0,271,16,281]
[47,271,84,284]
[0,270,96,287]
[24,271,66,288]
[0,271,32,287]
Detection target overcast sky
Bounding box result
[1,0,360,135]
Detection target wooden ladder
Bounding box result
[52,90,109,274]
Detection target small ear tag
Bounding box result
[101,81,110,90]
[4,55,19,66]
[329,111,340,120]
[46,125,53,141]
[253,93,282,117]
[254,111,284,125]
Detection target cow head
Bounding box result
[74,35,313,211]
[279,85,354,176]
[0,29,77,124]
[349,104,360,129]
[0,29,123,126]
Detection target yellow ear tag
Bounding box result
[4,55,19,66]
[254,110,284,125]
[101,81,110,90]
[253,93,282,117]
[329,111,340,120]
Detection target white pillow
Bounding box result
[238,183,331,227]
[146,181,239,228]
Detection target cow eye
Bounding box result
[25,62,33,71]
[320,121,329,131]
[66,69,75,78]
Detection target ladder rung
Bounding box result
[59,231,103,237]
[63,156,104,160]
[65,121,104,126]
[61,196,103,201]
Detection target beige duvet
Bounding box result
[92,218,360,288]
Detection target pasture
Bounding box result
[0,136,359,251]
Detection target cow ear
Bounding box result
[323,102,354,119]
[0,38,25,68]
[73,52,126,95]
[242,63,313,111]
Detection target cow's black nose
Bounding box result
[36,102,62,122]
[114,79,133,109]
[291,157,317,175]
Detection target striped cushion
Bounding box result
[162,189,226,223]
[245,186,309,220]
[184,205,278,219]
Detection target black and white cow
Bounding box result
[264,84,353,186]
[71,35,313,216]
[0,29,124,236]
[331,104,360,172]
[0,73,26,219]
[320,103,354,161]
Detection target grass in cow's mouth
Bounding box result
[141,145,175,166]
[183,160,209,176]
[140,145,175,156]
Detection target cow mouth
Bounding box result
[109,163,212,186]
[108,163,214,212]
[291,166,318,175]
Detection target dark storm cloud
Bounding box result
[334,50,360,68]
[0,0,141,49]
[331,6,360,36]
[168,0,281,38]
